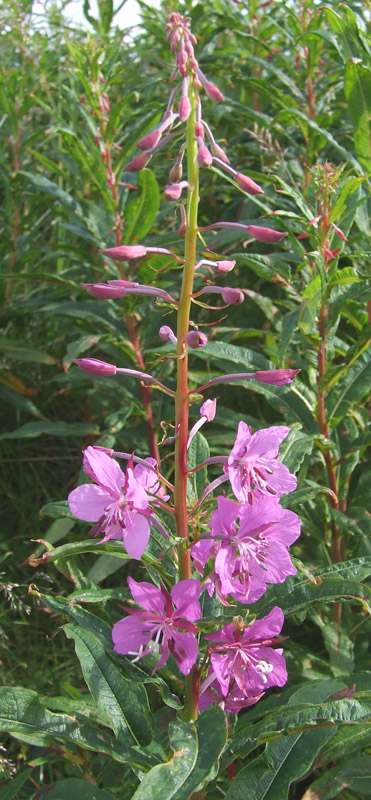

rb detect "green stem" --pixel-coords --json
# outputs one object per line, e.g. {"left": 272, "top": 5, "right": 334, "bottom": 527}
{"left": 174, "top": 82, "right": 199, "bottom": 722}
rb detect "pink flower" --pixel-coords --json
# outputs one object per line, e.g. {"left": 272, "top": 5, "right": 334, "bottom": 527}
{"left": 136, "top": 130, "right": 162, "bottom": 151}
{"left": 125, "top": 153, "right": 151, "bottom": 172}
{"left": 247, "top": 225, "right": 287, "bottom": 243}
{"left": 68, "top": 447, "right": 154, "bottom": 559}
{"left": 102, "top": 245, "right": 147, "bottom": 260}
{"left": 224, "top": 422, "right": 297, "bottom": 503}
{"left": 204, "top": 607, "right": 287, "bottom": 698}
{"left": 191, "top": 495, "right": 300, "bottom": 603}
{"left": 112, "top": 577, "right": 201, "bottom": 675}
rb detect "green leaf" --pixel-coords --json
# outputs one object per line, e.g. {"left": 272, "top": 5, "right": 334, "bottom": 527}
{"left": 194, "top": 341, "right": 271, "bottom": 371}
{"left": 31, "top": 778, "right": 115, "bottom": 800}
{"left": 0, "top": 687, "right": 143, "bottom": 764}
{"left": 187, "top": 431, "right": 210, "bottom": 502}
{"left": 327, "top": 350, "right": 371, "bottom": 425}
{"left": 19, "top": 171, "right": 82, "bottom": 211}
{"left": 0, "top": 338, "right": 56, "bottom": 365}
{"left": 40, "top": 500, "right": 75, "bottom": 519}
{"left": 64, "top": 624, "right": 153, "bottom": 745}
{"left": 226, "top": 728, "right": 334, "bottom": 800}
{"left": 122, "top": 169, "right": 160, "bottom": 244}
{"left": 0, "top": 421, "right": 100, "bottom": 440}
{"left": 278, "top": 427, "right": 315, "bottom": 474}
{"left": 248, "top": 565, "right": 371, "bottom": 617}
{"left": 131, "top": 719, "right": 198, "bottom": 799}
{"left": 169, "top": 707, "right": 227, "bottom": 799}
{"left": 298, "top": 274, "right": 323, "bottom": 335}
{"left": 232, "top": 252, "right": 291, "bottom": 282}
{"left": 344, "top": 59, "right": 371, "bottom": 172}
{"left": 308, "top": 755, "right": 371, "bottom": 799}
{"left": 2, "top": 769, "right": 33, "bottom": 800}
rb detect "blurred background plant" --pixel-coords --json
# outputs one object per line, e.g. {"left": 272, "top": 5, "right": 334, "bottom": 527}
{"left": 1, "top": 0, "right": 371, "bottom": 797}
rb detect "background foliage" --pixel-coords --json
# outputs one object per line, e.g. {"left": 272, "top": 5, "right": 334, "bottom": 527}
{"left": 1, "top": 0, "right": 371, "bottom": 797}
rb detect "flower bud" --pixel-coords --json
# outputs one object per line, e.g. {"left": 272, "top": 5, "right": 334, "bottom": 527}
{"left": 102, "top": 245, "right": 147, "bottom": 260}
{"left": 169, "top": 163, "right": 183, "bottom": 183}
{"left": 255, "top": 369, "right": 300, "bottom": 385}
{"left": 211, "top": 142, "right": 229, "bottom": 163}
{"left": 164, "top": 181, "right": 188, "bottom": 200}
{"left": 197, "top": 142, "right": 213, "bottom": 168}
{"left": 200, "top": 398, "right": 216, "bottom": 421}
{"left": 179, "top": 95, "right": 191, "bottom": 122}
{"left": 82, "top": 281, "right": 134, "bottom": 299}
{"left": 236, "top": 173, "right": 264, "bottom": 195}
{"left": 203, "top": 80, "right": 224, "bottom": 102}
{"left": 186, "top": 330, "right": 208, "bottom": 348}
{"left": 159, "top": 325, "right": 177, "bottom": 345}
{"left": 136, "top": 129, "right": 161, "bottom": 151}
{"left": 125, "top": 152, "right": 151, "bottom": 172}
{"left": 247, "top": 225, "right": 287, "bottom": 243}
{"left": 215, "top": 260, "right": 236, "bottom": 272}
{"left": 74, "top": 358, "right": 117, "bottom": 376}
{"left": 221, "top": 288, "right": 244, "bottom": 304}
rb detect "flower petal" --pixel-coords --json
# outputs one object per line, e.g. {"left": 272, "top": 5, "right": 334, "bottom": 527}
{"left": 83, "top": 447, "right": 124, "bottom": 496}
{"left": 171, "top": 630, "right": 199, "bottom": 675}
{"left": 68, "top": 484, "right": 112, "bottom": 522}
{"left": 171, "top": 579, "right": 201, "bottom": 621}
{"left": 127, "top": 577, "right": 166, "bottom": 615}
{"left": 122, "top": 511, "right": 150, "bottom": 560}
{"left": 112, "top": 615, "right": 156, "bottom": 655}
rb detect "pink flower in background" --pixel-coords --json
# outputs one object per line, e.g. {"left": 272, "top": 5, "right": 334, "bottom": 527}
{"left": 112, "top": 577, "right": 201, "bottom": 675}
{"left": 224, "top": 422, "right": 297, "bottom": 503}
{"left": 68, "top": 447, "right": 155, "bottom": 559}
{"left": 204, "top": 607, "right": 287, "bottom": 698}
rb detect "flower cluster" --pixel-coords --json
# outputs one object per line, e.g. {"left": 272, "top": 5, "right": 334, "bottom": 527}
{"left": 64, "top": 12, "right": 301, "bottom": 718}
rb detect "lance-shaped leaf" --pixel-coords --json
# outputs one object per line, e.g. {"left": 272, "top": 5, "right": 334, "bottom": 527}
{"left": 31, "top": 778, "right": 115, "bottom": 800}
{"left": 131, "top": 719, "right": 198, "bottom": 799}
{"left": 64, "top": 624, "right": 153, "bottom": 745}
{"left": 122, "top": 169, "right": 160, "bottom": 244}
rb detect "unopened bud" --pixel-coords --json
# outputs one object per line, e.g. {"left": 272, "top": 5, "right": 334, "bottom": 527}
{"left": 179, "top": 95, "right": 191, "bottom": 122}
{"left": 215, "top": 260, "right": 236, "bottom": 272}
{"left": 203, "top": 80, "right": 224, "bottom": 102}
{"left": 236, "top": 173, "right": 264, "bottom": 195}
{"left": 187, "top": 330, "right": 208, "bottom": 348}
{"left": 255, "top": 369, "right": 300, "bottom": 385}
{"left": 82, "top": 281, "right": 134, "bottom": 299}
{"left": 159, "top": 325, "right": 177, "bottom": 345}
{"left": 125, "top": 152, "right": 151, "bottom": 172}
{"left": 200, "top": 398, "right": 216, "bottom": 421}
{"left": 136, "top": 129, "right": 161, "bottom": 151}
{"left": 211, "top": 142, "right": 229, "bottom": 163}
{"left": 197, "top": 142, "right": 213, "bottom": 168}
{"left": 222, "top": 287, "right": 244, "bottom": 304}
{"left": 247, "top": 225, "right": 287, "bottom": 243}
{"left": 169, "top": 163, "right": 183, "bottom": 183}
{"left": 164, "top": 180, "right": 188, "bottom": 200}
{"left": 75, "top": 358, "right": 117, "bottom": 376}
{"left": 102, "top": 245, "right": 147, "bottom": 260}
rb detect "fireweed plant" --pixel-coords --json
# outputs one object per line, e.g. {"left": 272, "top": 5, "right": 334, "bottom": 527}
{"left": 68, "top": 13, "right": 301, "bottom": 725}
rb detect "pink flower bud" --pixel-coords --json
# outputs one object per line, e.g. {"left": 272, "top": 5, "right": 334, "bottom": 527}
{"left": 211, "top": 143, "right": 229, "bottom": 163}
{"left": 200, "top": 398, "right": 216, "bottom": 421}
{"left": 236, "top": 173, "right": 264, "bottom": 195}
{"left": 197, "top": 142, "right": 213, "bottom": 168}
{"left": 255, "top": 369, "right": 300, "bottom": 385}
{"left": 74, "top": 358, "right": 117, "bottom": 376}
{"left": 136, "top": 129, "right": 161, "bottom": 151}
{"left": 169, "top": 163, "right": 183, "bottom": 183}
{"left": 186, "top": 330, "right": 208, "bottom": 348}
{"left": 179, "top": 96, "right": 191, "bottom": 121}
{"left": 331, "top": 223, "right": 347, "bottom": 241}
{"left": 125, "top": 152, "right": 151, "bottom": 172}
{"left": 102, "top": 245, "right": 147, "bottom": 260}
{"left": 195, "top": 121, "right": 204, "bottom": 138}
{"left": 203, "top": 80, "right": 224, "bottom": 102}
{"left": 159, "top": 325, "right": 177, "bottom": 345}
{"left": 164, "top": 180, "right": 188, "bottom": 200}
{"left": 221, "top": 288, "right": 244, "bottom": 304}
{"left": 247, "top": 225, "right": 287, "bottom": 243}
{"left": 215, "top": 260, "right": 236, "bottom": 272}
{"left": 82, "top": 281, "right": 134, "bottom": 299}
